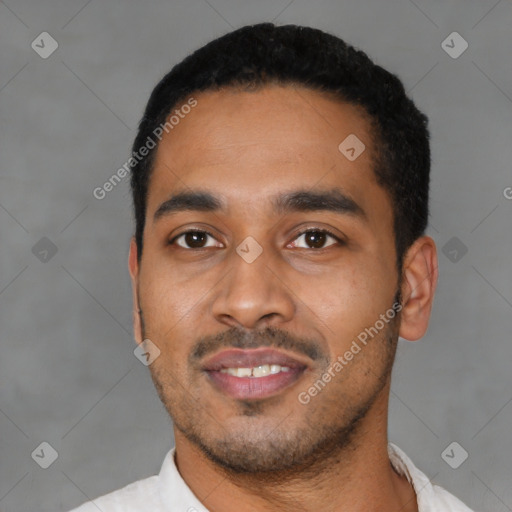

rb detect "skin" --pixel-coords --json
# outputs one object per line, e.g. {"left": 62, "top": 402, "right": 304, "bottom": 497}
{"left": 128, "top": 85, "right": 438, "bottom": 512}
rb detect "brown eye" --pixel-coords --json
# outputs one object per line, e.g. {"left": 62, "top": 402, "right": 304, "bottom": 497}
{"left": 291, "top": 229, "right": 340, "bottom": 249}
{"left": 171, "top": 230, "right": 219, "bottom": 249}
{"left": 305, "top": 231, "right": 327, "bottom": 249}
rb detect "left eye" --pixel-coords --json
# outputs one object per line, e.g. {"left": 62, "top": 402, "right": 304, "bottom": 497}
{"left": 290, "top": 230, "right": 340, "bottom": 249}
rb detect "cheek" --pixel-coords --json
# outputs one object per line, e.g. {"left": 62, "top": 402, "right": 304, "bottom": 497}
{"left": 310, "top": 282, "right": 373, "bottom": 347}
{"left": 300, "top": 259, "right": 395, "bottom": 349}
{"left": 137, "top": 280, "right": 192, "bottom": 366}
{"left": 138, "top": 261, "right": 220, "bottom": 366}
{"left": 140, "top": 256, "right": 204, "bottom": 321}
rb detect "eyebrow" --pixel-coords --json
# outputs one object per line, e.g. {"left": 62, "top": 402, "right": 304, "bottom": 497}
{"left": 153, "top": 188, "right": 366, "bottom": 223}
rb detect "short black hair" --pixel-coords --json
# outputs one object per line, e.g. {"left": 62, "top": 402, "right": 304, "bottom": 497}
{"left": 130, "top": 22, "right": 430, "bottom": 268}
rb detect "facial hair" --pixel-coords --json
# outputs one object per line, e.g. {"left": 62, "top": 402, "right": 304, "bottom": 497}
{"left": 139, "top": 290, "right": 401, "bottom": 481}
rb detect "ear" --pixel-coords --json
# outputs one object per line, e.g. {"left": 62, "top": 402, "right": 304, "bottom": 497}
{"left": 398, "top": 235, "right": 438, "bottom": 341}
{"left": 128, "top": 236, "right": 143, "bottom": 345}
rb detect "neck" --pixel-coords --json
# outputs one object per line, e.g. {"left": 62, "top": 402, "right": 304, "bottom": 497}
{"left": 173, "top": 384, "right": 417, "bottom": 512}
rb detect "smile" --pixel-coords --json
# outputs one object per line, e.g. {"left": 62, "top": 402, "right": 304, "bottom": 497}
{"left": 219, "top": 364, "right": 291, "bottom": 378}
{"left": 202, "top": 348, "right": 309, "bottom": 400}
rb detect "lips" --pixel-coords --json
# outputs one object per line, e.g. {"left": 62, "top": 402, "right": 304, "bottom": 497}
{"left": 202, "top": 348, "right": 309, "bottom": 371}
{"left": 202, "top": 348, "right": 309, "bottom": 400}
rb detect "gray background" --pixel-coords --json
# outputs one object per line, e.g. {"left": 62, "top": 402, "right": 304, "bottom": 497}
{"left": 0, "top": 0, "right": 511, "bottom": 510}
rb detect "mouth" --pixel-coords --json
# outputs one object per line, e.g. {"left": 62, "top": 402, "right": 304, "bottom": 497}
{"left": 202, "top": 348, "right": 310, "bottom": 400}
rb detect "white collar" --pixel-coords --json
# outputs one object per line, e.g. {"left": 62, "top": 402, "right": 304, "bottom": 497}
{"left": 156, "top": 443, "right": 472, "bottom": 511}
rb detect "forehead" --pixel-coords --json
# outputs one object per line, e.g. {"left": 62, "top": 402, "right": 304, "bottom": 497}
{"left": 147, "top": 85, "right": 386, "bottom": 220}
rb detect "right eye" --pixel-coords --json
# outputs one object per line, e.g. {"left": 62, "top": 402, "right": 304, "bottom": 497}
{"left": 169, "top": 230, "right": 223, "bottom": 250}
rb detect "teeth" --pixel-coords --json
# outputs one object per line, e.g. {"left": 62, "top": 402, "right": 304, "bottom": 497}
{"left": 219, "top": 364, "right": 291, "bottom": 377}
{"left": 252, "top": 364, "right": 270, "bottom": 377}
{"left": 270, "top": 364, "right": 282, "bottom": 374}
{"left": 236, "top": 367, "right": 252, "bottom": 377}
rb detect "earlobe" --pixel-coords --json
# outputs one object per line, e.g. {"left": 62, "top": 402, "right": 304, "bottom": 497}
{"left": 128, "top": 237, "right": 143, "bottom": 345}
{"left": 398, "top": 236, "right": 438, "bottom": 342}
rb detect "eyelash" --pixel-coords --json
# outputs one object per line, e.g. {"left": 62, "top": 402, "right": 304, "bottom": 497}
{"left": 168, "top": 228, "right": 344, "bottom": 250}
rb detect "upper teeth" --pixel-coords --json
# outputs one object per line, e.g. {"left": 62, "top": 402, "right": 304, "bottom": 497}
{"left": 220, "top": 364, "right": 291, "bottom": 378}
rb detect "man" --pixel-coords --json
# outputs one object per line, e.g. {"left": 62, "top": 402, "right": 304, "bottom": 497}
{"left": 71, "top": 23, "right": 474, "bottom": 511}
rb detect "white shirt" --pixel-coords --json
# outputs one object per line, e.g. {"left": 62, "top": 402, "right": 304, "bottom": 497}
{"left": 69, "top": 443, "right": 474, "bottom": 511}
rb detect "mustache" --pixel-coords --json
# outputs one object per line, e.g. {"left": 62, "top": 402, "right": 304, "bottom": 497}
{"left": 189, "top": 326, "right": 327, "bottom": 365}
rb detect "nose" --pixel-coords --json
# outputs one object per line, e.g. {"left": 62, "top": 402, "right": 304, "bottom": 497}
{"left": 211, "top": 244, "right": 296, "bottom": 330}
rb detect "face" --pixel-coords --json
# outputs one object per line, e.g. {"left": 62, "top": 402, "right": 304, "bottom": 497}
{"left": 130, "top": 85, "right": 403, "bottom": 475}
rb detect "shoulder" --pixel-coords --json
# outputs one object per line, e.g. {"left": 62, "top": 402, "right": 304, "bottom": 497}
{"left": 388, "top": 443, "right": 475, "bottom": 512}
